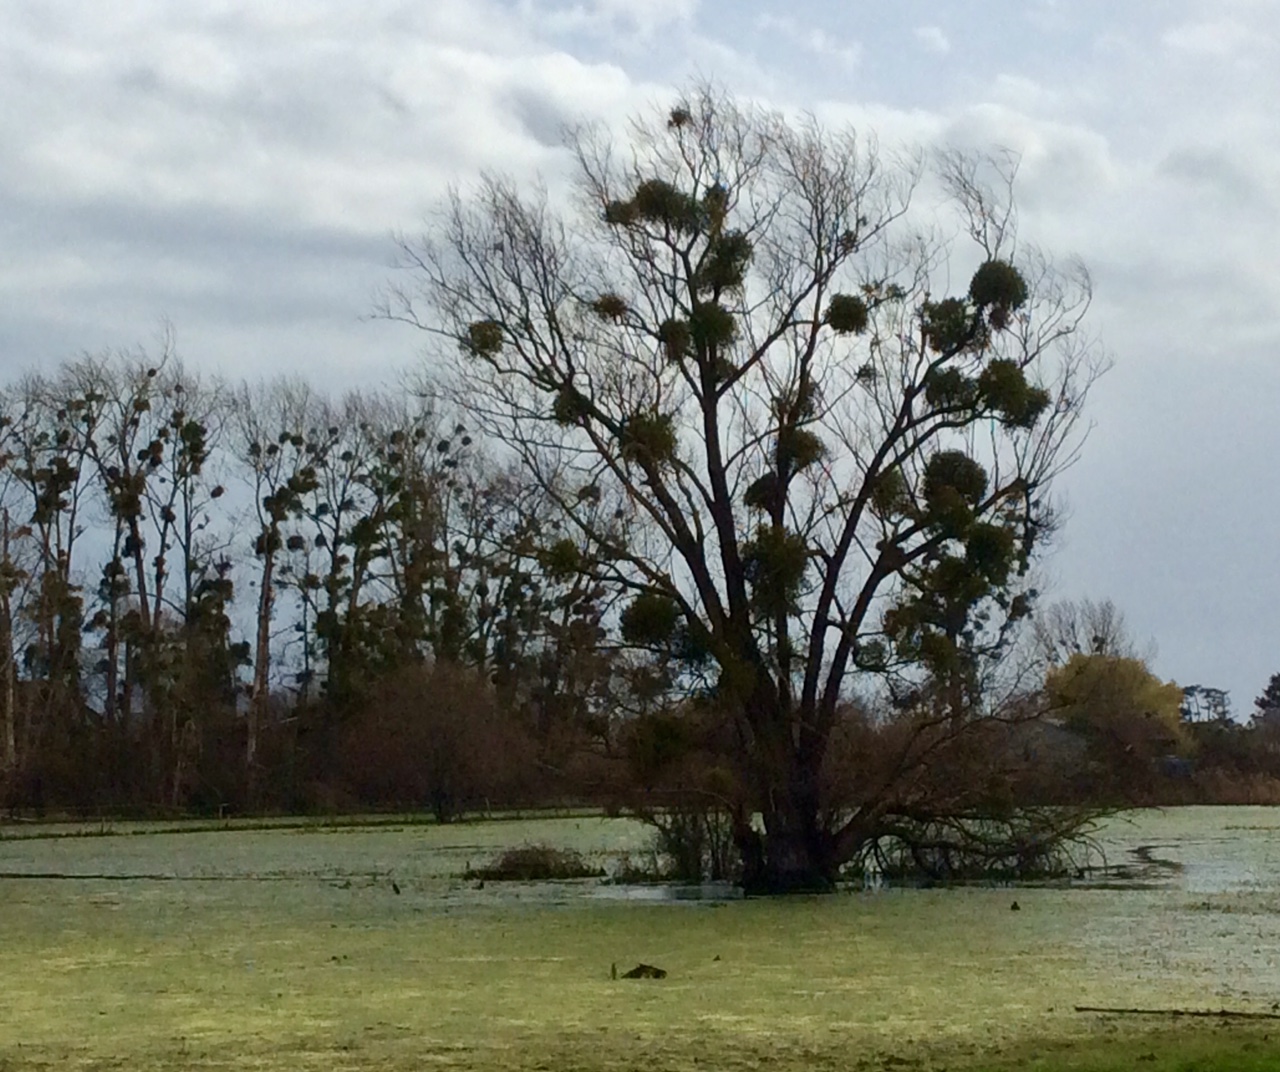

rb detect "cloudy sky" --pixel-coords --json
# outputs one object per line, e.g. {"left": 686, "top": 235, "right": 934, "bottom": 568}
{"left": 2, "top": 0, "right": 1278, "bottom": 709}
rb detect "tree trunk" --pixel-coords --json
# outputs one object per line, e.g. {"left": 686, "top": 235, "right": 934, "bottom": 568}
{"left": 754, "top": 795, "right": 837, "bottom": 894}
{"left": 127, "top": 517, "right": 151, "bottom": 635}
{"left": 249, "top": 549, "right": 275, "bottom": 781}
{"left": 102, "top": 621, "right": 119, "bottom": 725}
{"left": 121, "top": 635, "right": 135, "bottom": 732}
{"left": 740, "top": 693, "right": 839, "bottom": 895}
{"left": 0, "top": 512, "right": 15, "bottom": 779}
{"left": 0, "top": 638, "right": 13, "bottom": 778}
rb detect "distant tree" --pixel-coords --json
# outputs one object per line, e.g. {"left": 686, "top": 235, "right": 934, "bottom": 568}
{"left": 1180, "top": 684, "right": 1232, "bottom": 724}
{"left": 0, "top": 511, "right": 21, "bottom": 782}
{"left": 1046, "top": 653, "right": 1187, "bottom": 799}
{"left": 70, "top": 353, "right": 241, "bottom": 804}
{"left": 386, "top": 85, "right": 1105, "bottom": 891}
{"left": 0, "top": 409, "right": 35, "bottom": 788}
{"left": 1247, "top": 673, "right": 1280, "bottom": 772}
{"left": 1254, "top": 673, "right": 1280, "bottom": 723}
{"left": 1034, "top": 596, "right": 1141, "bottom": 668}
{"left": 3, "top": 372, "right": 96, "bottom": 804}
{"left": 231, "top": 379, "right": 320, "bottom": 784}
{"left": 339, "top": 660, "right": 534, "bottom": 822}
{"left": 310, "top": 398, "right": 456, "bottom": 709}
{"left": 271, "top": 394, "right": 381, "bottom": 712}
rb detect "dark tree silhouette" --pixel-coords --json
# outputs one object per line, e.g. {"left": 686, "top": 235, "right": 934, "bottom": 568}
{"left": 384, "top": 85, "right": 1106, "bottom": 892}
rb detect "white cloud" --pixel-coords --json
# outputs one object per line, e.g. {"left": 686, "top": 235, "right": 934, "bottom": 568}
{"left": 986, "top": 74, "right": 1066, "bottom": 113}
{"left": 755, "top": 15, "right": 861, "bottom": 68}
{"left": 914, "top": 25, "right": 950, "bottom": 55}
{"left": 810, "top": 99, "right": 945, "bottom": 150}
{"left": 4, "top": 2, "right": 667, "bottom": 223}
{"left": 522, "top": 0, "right": 697, "bottom": 40}
{"left": 595, "top": 0, "right": 696, "bottom": 30}
{"left": 1162, "top": 19, "right": 1262, "bottom": 56}
{"left": 0, "top": 0, "right": 673, "bottom": 385}
{"left": 941, "top": 104, "right": 1118, "bottom": 214}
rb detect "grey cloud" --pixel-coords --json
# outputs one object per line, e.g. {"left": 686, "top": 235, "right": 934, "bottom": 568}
{"left": 509, "top": 89, "right": 573, "bottom": 149}
{"left": 1159, "top": 147, "right": 1267, "bottom": 206}
{"left": 6, "top": 191, "right": 383, "bottom": 265}
{"left": 939, "top": 104, "right": 1116, "bottom": 215}
{"left": 0, "top": 189, "right": 393, "bottom": 384}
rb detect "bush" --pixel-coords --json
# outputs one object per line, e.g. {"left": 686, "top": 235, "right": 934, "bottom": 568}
{"left": 648, "top": 804, "right": 738, "bottom": 883}
{"left": 337, "top": 661, "right": 538, "bottom": 821}
{"left": 469, "top": 844, "right": 604, "bottom": 881}
{"left": 605, "top": 808, "right": 739, "bottom": 885}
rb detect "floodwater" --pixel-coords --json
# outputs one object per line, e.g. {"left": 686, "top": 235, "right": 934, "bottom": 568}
{"left": 2, "top": 806, "right": 1278, "bottom": 899}
{"left": 1088, "top": 807, "right": 1280, "bottom": 893}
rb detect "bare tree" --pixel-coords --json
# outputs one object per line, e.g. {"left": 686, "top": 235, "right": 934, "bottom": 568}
{"left": 4, "top": 374, "right": 98, "bottom": 737}
{"left": 384, "top": 86, "right": 1106, "bottom": 891}
{"left": 1033, "top": 596, "right": 1146, "bottom": 668}
{"left": 0, "top": 511, "right": 18, "bottom": 779}
{"left": 231, "top": 378, "right": 318, "bottom": 780}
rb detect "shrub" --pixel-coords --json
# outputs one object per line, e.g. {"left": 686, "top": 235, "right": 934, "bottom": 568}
{"left": 850, "top": 811, "right": 1100, "bottom": 886}
{"left": 469, "top": 844, "right": 604, "bottom": 881}
{"left": 649, "top": 804, "right": 738, "bottom": 883}
{"left": 338, "top": 661, "right": 537, "bottom": 821}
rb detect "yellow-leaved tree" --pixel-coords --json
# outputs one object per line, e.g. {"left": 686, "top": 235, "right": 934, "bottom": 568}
{"left": 1045, "top": 653, "right": 1187, "bottom": 799}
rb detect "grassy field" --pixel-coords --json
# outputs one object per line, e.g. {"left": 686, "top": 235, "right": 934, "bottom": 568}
{"left": 2, "top": 809, "right": 1280, "bottom": 1070}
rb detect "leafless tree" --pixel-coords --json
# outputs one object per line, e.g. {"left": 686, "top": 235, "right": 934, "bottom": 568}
{"left": 230, "top": 378, "right": 318, "bottom": 780}
{"left": 383, "top": 85, "right": 1107, "bottom": 891}
{"left": 1033, "top": 596, "right": 1148, "bottom": 669}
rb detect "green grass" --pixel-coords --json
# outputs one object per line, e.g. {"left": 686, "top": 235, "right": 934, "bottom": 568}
{"left": 975, "top": 1026, "right": 1280, "bottom": 1070}
{"left": 2, "top": 809, "right": 1280, "bottom": 1070}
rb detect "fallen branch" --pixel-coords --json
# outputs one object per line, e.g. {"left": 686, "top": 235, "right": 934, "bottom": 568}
{"left": 1075, "top": 1005, "right": 1280, "bottom": 1021}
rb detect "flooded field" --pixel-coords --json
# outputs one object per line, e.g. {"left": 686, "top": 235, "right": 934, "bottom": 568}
{"left": 1092, "top": 807, "right": 1280, "bottom": 893}
{"left": 2, "top": 807, "right": 1279, "bottom": 1070}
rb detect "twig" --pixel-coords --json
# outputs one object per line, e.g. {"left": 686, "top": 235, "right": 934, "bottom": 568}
{"left": 1074, "top": 1005, "right": 1280, "bottom": 1021}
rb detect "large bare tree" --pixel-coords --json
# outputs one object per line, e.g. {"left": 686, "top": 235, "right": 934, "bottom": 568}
{"left": 385, "top": 86, "right": 1105, "bottom": 892}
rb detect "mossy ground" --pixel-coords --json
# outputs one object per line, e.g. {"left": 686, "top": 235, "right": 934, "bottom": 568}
{"left": 2, "top": 809, "right": 1279, "bottom": 1070}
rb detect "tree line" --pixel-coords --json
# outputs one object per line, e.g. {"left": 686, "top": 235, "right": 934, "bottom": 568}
{"left": 0, "top": 349, "right": 632, "bottom": 819}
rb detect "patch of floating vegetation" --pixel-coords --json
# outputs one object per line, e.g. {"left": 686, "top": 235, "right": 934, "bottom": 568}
{"left": 467, "top": 844, "right": 605, "bottom": 882}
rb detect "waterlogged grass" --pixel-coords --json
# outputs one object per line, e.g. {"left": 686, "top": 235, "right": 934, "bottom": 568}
{"left": 2, "top": 809, "right": 1280, "bottom": 1070}
{"left": 0, "top": 813, "right": 651, "bottom": 888}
